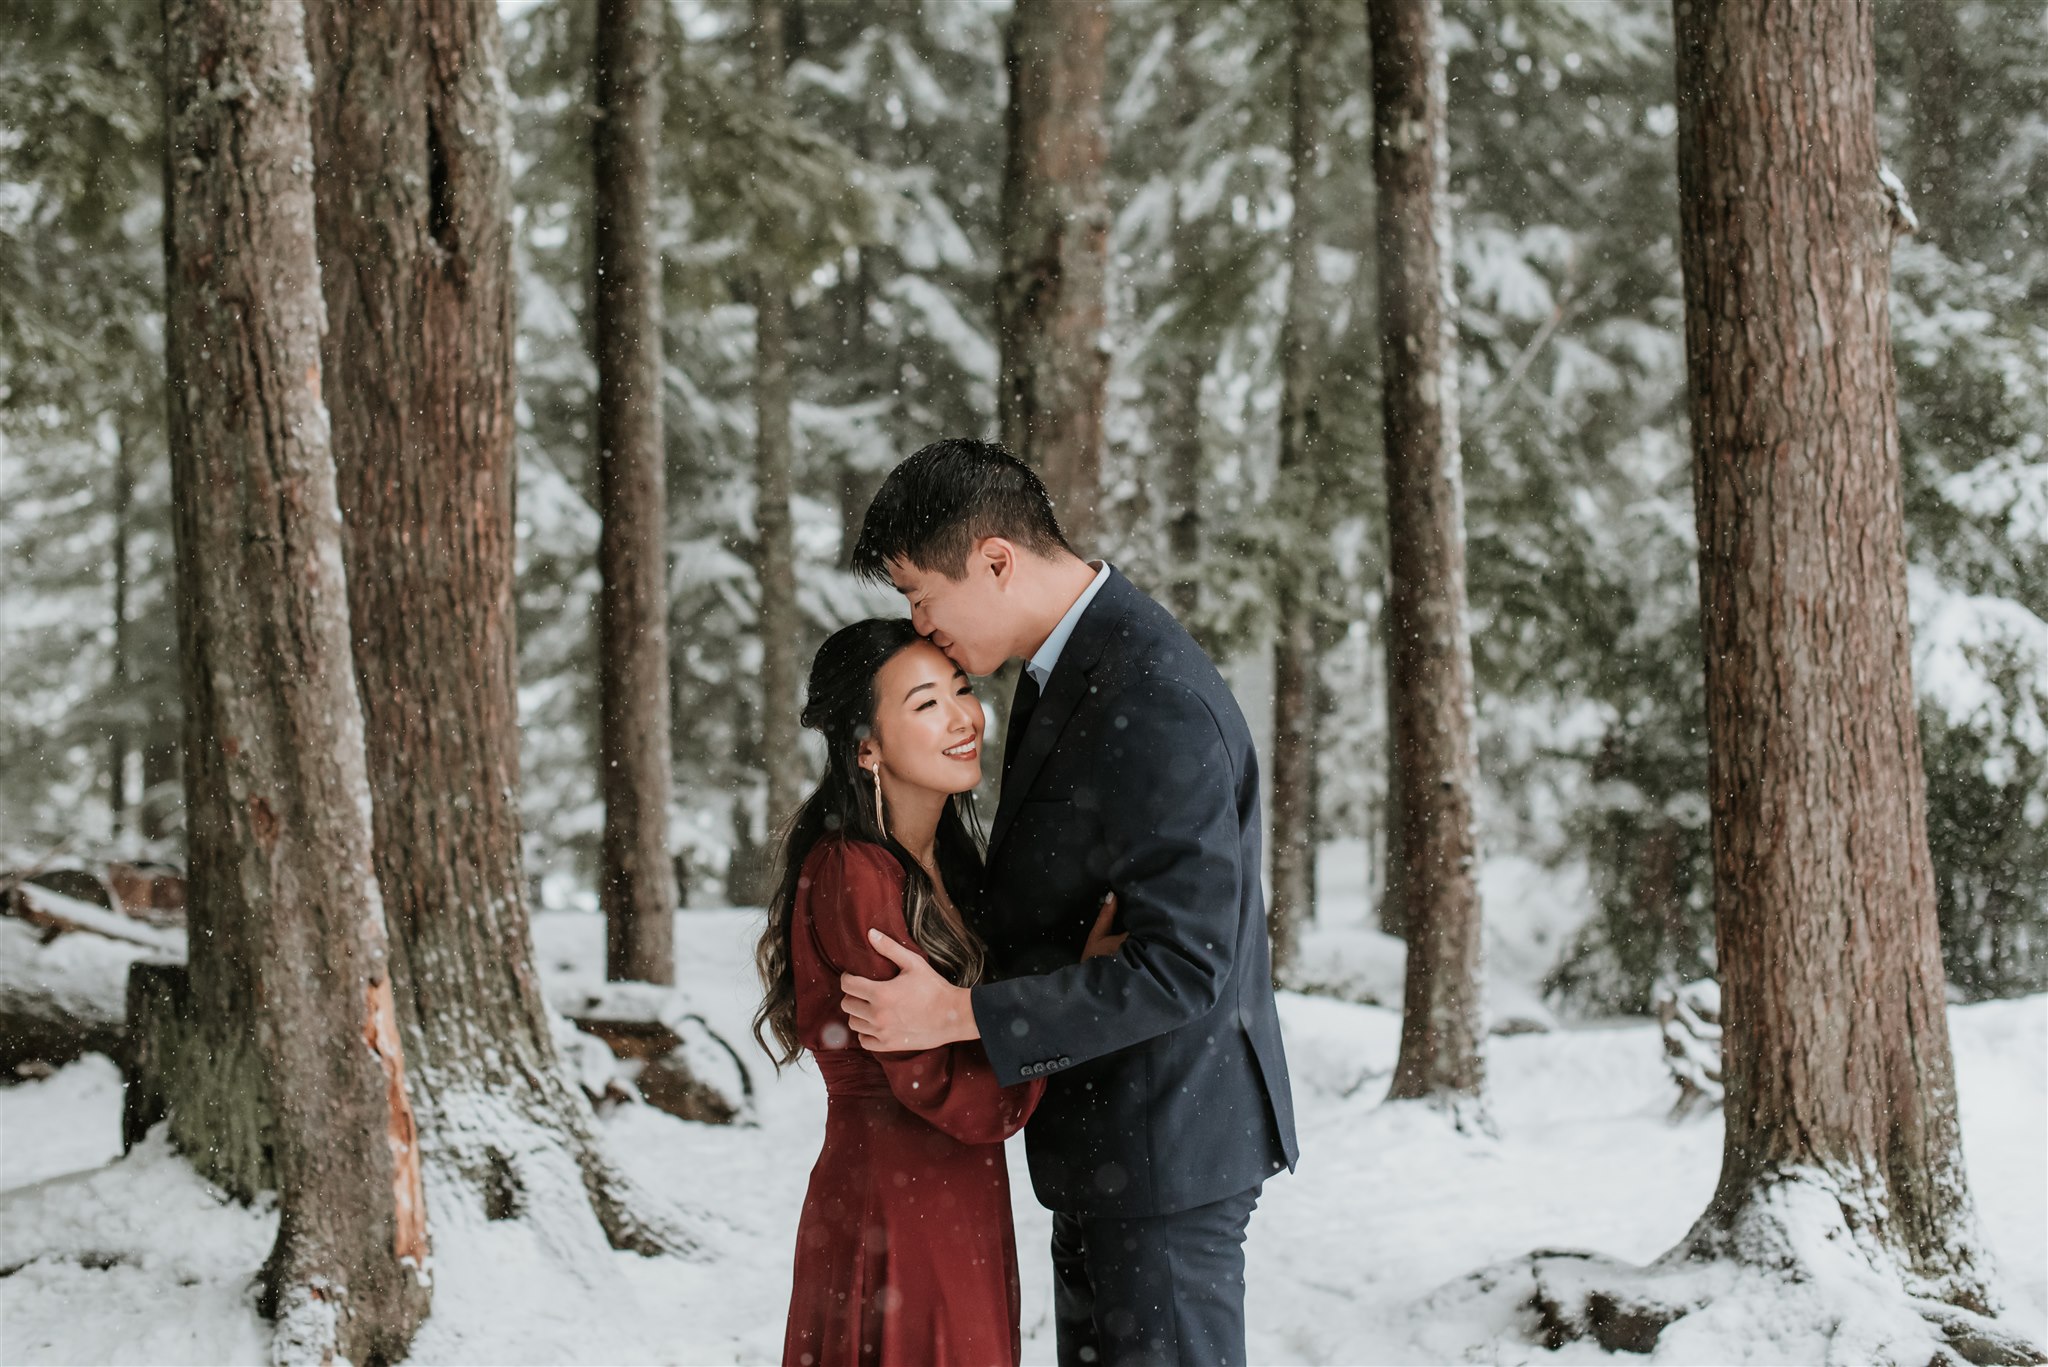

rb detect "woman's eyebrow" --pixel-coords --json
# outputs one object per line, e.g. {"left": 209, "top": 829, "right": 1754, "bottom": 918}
{"left": 903, "top": 669, "right": 966, "bottom": 701}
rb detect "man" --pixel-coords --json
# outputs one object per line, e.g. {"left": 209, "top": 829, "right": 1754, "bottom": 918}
{"left": 840, "top": 438, "right": 1298, "bottom": 1367}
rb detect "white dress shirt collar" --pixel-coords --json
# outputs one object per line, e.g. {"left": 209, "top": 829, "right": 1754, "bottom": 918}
{"left": 1024, "top": 560, "right": 1112, "bottom": 690}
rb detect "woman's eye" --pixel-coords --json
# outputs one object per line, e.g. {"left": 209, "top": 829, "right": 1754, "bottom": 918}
{"left": 917, "top": 700, "right": 936, "bottom": 711}
{"left": 956, "top": 685, "right": 973, "bottom": 697}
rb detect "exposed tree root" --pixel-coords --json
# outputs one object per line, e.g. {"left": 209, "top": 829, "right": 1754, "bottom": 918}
{"left": 406, "top": 1063, "right": 713, "bottom": 1266}
{"left": 1409, "top": 1173, "right": 2044, "bottom": 1366}
{"left": 1499, "top": 1174, "right": 2047, "bottom": 1367}
{"left": 573, "top": 1126, "right": 709, "bottom": 1260}
{"left": 1911, "top": 1299, "right": 2048, "bottom": 1367}
{"left": 1515, "top": 1245, "right": 2044, "bottom": 1366}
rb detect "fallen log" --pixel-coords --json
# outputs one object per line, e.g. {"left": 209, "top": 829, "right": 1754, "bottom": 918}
{"left": 0, "top": 884, "right": 184, "bottom": 1074}
{"left": 3, "top": 881, "right": 186, "bottom": 954}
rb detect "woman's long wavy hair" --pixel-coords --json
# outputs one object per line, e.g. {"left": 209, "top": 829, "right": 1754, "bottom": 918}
{"left": 752, "top": 618, "right": 989, "bottom": 1069}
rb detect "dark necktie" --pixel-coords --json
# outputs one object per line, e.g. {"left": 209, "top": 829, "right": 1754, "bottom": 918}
{"left": 1004, "top": 667, "right": 1041, "bottom": 771}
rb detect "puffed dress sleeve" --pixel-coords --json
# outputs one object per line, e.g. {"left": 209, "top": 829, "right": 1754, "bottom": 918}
{"left": 802, "top": 839, "right": 1043, "bottom": 1145}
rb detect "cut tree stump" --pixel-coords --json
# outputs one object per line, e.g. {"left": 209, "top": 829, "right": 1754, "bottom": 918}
{"left": 122, "top": 960, "right": 272, "bottom": 1202}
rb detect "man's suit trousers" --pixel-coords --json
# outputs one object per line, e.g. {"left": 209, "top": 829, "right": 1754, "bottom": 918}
{"left": 1050, "top": 1183, "right": 1261, "bottom": 1367}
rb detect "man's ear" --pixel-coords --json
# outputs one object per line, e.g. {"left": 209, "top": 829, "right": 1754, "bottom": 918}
{"left": 978, "top": 536, "right": 1017, "bottom": 587}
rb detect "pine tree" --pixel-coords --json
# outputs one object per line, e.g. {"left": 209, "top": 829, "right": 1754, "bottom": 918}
{"left": 1672, "top": 0, "right": 1990, "bottom": 1313}
{"left": 1268, "top": 0, "right": 1330, "bottom": 976}
{"left": 747, "top": 0, "right": 806, "bottom": 887}
{"left": 1373, "top": 0, "right": 1488, "bottom": 1117}
{"left": 160, "top": 0, "right": 428, "bottom": 1354}
{"left": 592, "top": 0, "right": 680, "bottom": 982}
{"left": 996, "top": 0, "right": 1110, "bottom": 547}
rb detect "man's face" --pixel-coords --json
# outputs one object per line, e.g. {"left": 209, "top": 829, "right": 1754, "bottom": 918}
{"left": 886, "top": 543, "right": 1016, "bottom": 677}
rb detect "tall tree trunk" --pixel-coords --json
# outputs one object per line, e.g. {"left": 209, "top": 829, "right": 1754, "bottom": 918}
{"left": 107, "top": 410, "right": 135, "bottom": 839}
{"left": 593, "top": 0, "right": 678, "bottom": 983}
{"left": 161, "top": 0, "right": 429, "bottom": 1354}
{"left": 996, "top": 0, "right": 1109, "bottom": 548}
{"left": 1359, "top": 594, "right": 1385, "bottom": 912}
{"left": 1269, "top": 0, "right": 1326, "bottom": 977}
{"left": 1160, "top": 333, "right": 1204, "bottom": 628}
{"left": 1160, "top": 11, "right": 1207, "bottom": 633}
{"left": 752, "top": 0, "right": 805, "bottom": 859}
{"left": 1904, "top": 0, "right": 1962, "bottom": 255}
{"left": 1372, "top": 0, "right": 1487, "bottom": 1114}
{"left": 1161, "top": 343, "right": 1203, "bottom": 629}
{"left": 1672, "top": 0, "right": 1990, "bottom": 1310}
{"left": 306, "top": 0, "right": 689, "bottom": 1256}
{"left": 830, "top": 134, "right": 880, "bottom": 561}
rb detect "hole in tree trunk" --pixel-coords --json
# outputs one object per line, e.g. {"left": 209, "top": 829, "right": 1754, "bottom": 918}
{"left": 426, "top": 113, "right": 454, "bottom": 252}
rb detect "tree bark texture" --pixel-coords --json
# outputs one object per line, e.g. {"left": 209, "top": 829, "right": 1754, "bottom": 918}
{"left": 594, "top": 0, "right": 679, "bottom": 984}
{"left": 1672, "top": 0, "right": 1989, "bottom": 1310}
{"left": 305, "top": 0, "right": 687, "bottom": 1256}
{"left": 161, "top": 0, "right": 429, "bottom": 1352}
{"left": 830, "top": 238, "right": 882, "bottom": 561}
{"left": 996, "top": 0, "right": 1109, "bottom": 549}
{"left": 1371, "top": 0, "right": 1487, "bottom": 1111}
{"left": 752, "top": 0, "right": 806, "bottom": 854}
{"left": 1269, "top": 0, "right": 1327, "bottom": 977}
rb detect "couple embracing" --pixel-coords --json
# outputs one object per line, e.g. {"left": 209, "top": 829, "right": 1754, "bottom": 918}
{"left": 753, "top": 439, "right": 1299, "bottom": 1367}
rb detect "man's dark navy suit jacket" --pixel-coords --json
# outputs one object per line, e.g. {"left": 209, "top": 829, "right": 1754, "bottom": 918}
{"left": 969, "top": 566, "right": 1300, "bottom": 1218}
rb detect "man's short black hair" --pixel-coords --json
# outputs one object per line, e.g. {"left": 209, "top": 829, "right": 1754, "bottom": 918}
{"left": 850, "top": 438, "right": 1075, "bottom": 582}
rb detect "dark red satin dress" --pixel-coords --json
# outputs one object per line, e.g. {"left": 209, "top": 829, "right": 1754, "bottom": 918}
{"left": 782, "top": 837, "right": 1044, "bottom": 1367}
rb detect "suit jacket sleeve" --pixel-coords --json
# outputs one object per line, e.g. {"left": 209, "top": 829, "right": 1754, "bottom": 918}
{"left": 809, "top": 840, "right": 1043, "bottom": 1144}
{"left": 971, "top": 679, "right": 1247, "bottom": 1087}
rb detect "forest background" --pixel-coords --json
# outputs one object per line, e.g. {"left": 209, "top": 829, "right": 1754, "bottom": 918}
{"left": 5, "top": 0, "right": 2042, "bottom": 1011}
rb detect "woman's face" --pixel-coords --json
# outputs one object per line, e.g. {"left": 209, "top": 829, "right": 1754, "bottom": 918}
{"left": 862, "top": 640, "right": 984, "bottom": 795}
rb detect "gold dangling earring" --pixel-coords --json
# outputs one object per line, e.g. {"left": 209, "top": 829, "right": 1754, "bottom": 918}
{"left": 871, "top": 764, "right": 886, "bottom": 836}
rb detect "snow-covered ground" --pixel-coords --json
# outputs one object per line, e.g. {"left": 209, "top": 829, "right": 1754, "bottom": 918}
{"left": 3, "top": 884, "right": 2043, "bottom": 1364}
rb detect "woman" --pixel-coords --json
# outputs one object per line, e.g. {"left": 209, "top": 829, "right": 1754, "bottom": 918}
{"left": 755, "top": 619, "right": 1116, "bottom": 1367}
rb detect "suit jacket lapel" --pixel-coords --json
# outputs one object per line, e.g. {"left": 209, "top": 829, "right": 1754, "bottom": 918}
{"left": 987, "top": 569, "right": 1136, "bottom": 859}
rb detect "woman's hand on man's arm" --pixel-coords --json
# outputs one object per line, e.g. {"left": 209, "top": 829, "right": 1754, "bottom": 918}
{"left": 1081, "top": 892, "right": 1125, "bottom": 960}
